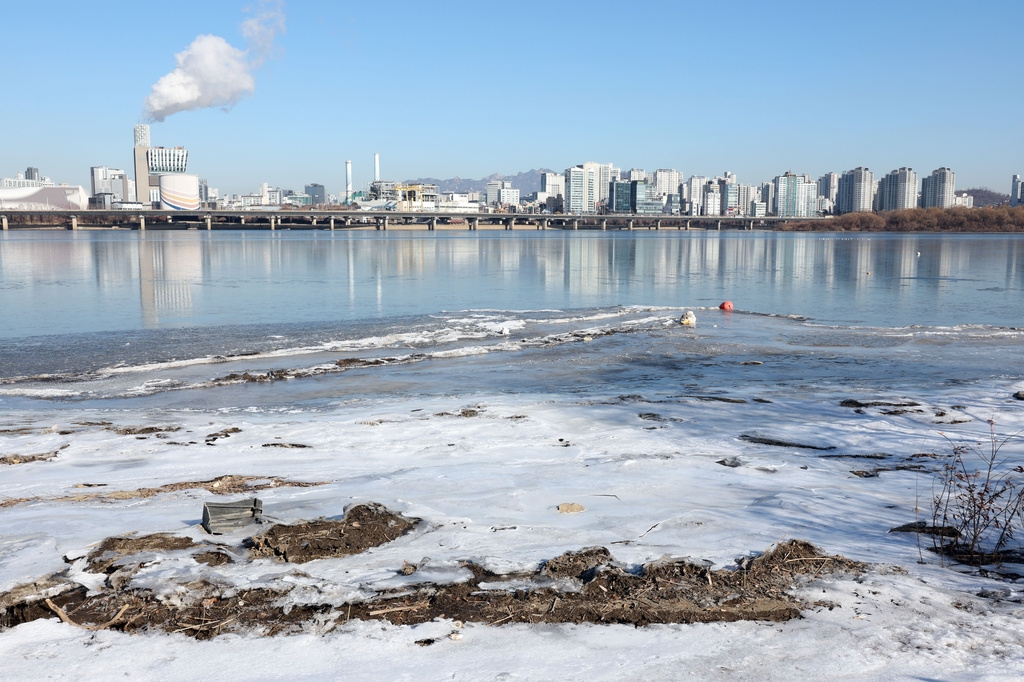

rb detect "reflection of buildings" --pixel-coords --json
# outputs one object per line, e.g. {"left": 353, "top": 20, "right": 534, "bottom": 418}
{"left": 138, "top": 236, "right": 202, "bottom": 327}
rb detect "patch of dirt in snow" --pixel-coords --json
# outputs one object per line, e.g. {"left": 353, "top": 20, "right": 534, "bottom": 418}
{"left": 0, "top": 474, "right": 328, "bottom": 508}
{"left": 1, "top": 521, "right": 866, "bottom": 638}
{"left": 248, "top": 503, "right": 418, "bottom": 563}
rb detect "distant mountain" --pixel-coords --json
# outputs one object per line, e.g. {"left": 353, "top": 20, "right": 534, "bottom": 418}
{"left": 403, "top": 169, "right": 556, "bottom": 196}
{"left": 961, "top": 188, "right": 1009, "bottom": 207}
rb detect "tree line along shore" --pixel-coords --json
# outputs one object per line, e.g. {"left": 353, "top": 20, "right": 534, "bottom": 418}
{"left": 784, "top": 206, "right": 1024, "bottom": 232}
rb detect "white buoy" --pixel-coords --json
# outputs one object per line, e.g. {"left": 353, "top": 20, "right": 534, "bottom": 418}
{"left": 680, "top": 310, "right": 697, "bottom": 326}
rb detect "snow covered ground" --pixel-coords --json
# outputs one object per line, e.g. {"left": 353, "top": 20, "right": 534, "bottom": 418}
{"left": 2, "top": 327, "right": 1024, "bottom": 680}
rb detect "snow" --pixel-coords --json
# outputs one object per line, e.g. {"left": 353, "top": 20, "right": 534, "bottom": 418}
{"left": 2, "top": 308, "right": 1024, "bottom": 679}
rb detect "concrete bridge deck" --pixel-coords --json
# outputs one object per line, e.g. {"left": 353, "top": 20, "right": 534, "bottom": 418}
{"left": 0, "top": 210, "right": 820, "bottom": 232}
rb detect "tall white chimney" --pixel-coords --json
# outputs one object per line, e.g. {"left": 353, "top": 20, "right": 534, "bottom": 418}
{"left": 345, "top": 160, "right": 352, "bottom": 203}
{"left": 373, "top": 153, "right": 380, "bottom": 182}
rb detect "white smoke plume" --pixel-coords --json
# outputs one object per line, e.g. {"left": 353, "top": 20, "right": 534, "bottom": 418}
{"left": 143, "top": 1, "right": 285, "bottom": 122}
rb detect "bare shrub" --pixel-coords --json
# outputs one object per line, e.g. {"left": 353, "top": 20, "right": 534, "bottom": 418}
{"left": 931, "top": 421, "right": 1024, "bottom": 565}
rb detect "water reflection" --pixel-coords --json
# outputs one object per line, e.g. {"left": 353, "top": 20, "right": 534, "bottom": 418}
{"left": 1, "top": 231, "right": 1023, "bottom": 338}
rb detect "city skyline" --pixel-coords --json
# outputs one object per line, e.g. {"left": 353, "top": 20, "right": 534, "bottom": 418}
{"left": 2, "top": 1, "right": 1021, "bottom": 194}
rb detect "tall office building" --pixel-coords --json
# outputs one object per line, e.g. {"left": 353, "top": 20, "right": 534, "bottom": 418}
{"left": 817, "top": 172, "right": 839, "bottom": 204}
{"left": 1012, "top": 175, "right": 1023, "bottom": 207}
{"left": 627, "top": 168, "right": 647, "bottom": 182}
{"left": 877, "top": 167, "right": 918, "bottom": 211}
{"left": 609, "top": 181, "right": 632, "bottom": 213}
{"left": 305, "top": 183, "right": 326, "bottom": 205}
{"left": 564, "top": 165, "right": 596, "bottom": 214}
{"left": 773, "top": 172, "right": 818, "bottom": 218}
{"left": 541, "top": 172, "right": 565, "bottom": 198}
{"left": 920, "top": 167, "right": 955, "bottom": 208}
{"left": 24, "top": 167, "right": 40, "bottom": 181}
{"left": 837, "top": 167, "right": 875, "bottom": 214}
{"left": 485, "top": 181, "right": 503, "bottom": 207}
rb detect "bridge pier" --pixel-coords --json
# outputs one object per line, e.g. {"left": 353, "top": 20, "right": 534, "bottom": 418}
{"left": 507, "top": 218, "right": 515, "bottom": 231}
{"left": 749, "top": 220, "right": 754, "bottom": 230}
{"left": 572, "top": 219, "right": 579, "bottom": 231}
{"left": 344, "top": 217, "right": 351, "bottom": 227}
{"left": 601, "top": 219, "right": 607, "bottom": 231}
{"left": 240, "top": 216, "right": 245, "bottom": 226}
{"left": 685, "top": 220, "right": 690, "bottom": 230}
{"left": 139, "top": 216, "right": 145, "bottom": 231}
{"left": 541, "top": 219, "right": 548, "bottom": 230}
{"left": 269, "top": 216, "right": 274, "bottom": 230}
{"left": 71, "top": 215, "right": 78, "bottom": 231}
{"left": 470, "top": 218, "right": 478, "bottom": 231}
{"left": 312, "top": 216, "right": 317, "bottom": 226}
{"left": 656, "top": 220, "right": 661, "bottom": 230}
{"left": 1, "top": 216, "right": 7, "bottom": 231}
{"left": 627, "top": 219, "right": 633, "bottom": 231}
{"left": 330, "top": 217, "right": 335, "bottom": 230}
{"left": 717, "top": 220, "right": 722, "bottom": 230}
{"left": 382, "top": 217, "right": 388, "bottom": 231}
{"left": 429, "top": 218, "right": 437, "bottom": 231}
{"left": 206, "top": 215, "right": 212, "bottom": 231}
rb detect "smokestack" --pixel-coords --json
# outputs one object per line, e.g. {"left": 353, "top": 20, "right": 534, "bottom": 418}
{"left": 374, "top": 153, "right": 380, "bottom": 182}
{"left": 345, "top": 160, "right": 352, "bottom": 203}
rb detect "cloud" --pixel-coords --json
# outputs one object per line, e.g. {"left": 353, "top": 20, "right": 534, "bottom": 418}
{"left": 143, "top": 1, "right": 285, "bottom": 122}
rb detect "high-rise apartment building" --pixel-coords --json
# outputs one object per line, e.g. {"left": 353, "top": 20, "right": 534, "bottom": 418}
{"left": 684, "top": 176, "right": 707, "bottom": 215}
{"left": 737, "top": 184, "right": 759, "bottom": 216}
{"left": 1012, "top": 175, "right": 1023, "bottom": 207}
{"left": 627, "top": 168, "right": 647, "bottom": 182}
{"left": 773, "top": 172, "right": 818, "bottom": 218}
{"left": 817, "top": 172, "right": 839, "bottom": 204}
{"left": 877, "top": 167, "right": 918, "bottom": 211}
{"left": 837, "top": 167, "right": 875, "bottom": 214}
{"left": 920, "top": 167, "right": 955, "bottom": 208}
{"left": 761, "top": 182, "right": 775, "bottom": 215}
{"left": 304, "top": 183, "right": 326, "bottom": 205}
{"left": 703, "top": 183, "right": 722, "bottom": 216}
{"left": 583, "top": 162, "right": 616, "bottom": 205}
{"left": 651, "top": 169, "right": 682, "bottom": 198}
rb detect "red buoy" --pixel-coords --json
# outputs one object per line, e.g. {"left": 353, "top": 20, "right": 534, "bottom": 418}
{"left": 719, "top": 301, "right": 734, "bottom": 311}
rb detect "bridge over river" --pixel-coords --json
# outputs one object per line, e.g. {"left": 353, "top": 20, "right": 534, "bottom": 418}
{"left": 0, "top": 210, "right": 823, "bottom": 232}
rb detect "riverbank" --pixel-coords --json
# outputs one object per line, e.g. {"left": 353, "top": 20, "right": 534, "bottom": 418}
{"left": 785, "top": 205, "right": 1024, "bottom": 232}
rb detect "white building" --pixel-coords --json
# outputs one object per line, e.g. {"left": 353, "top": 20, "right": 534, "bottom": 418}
{"left": 817, "top": 172, "right": 839, "bottom": 205}
{"left": 837, "top": 167, "right": 875, "bottom": 214}
{"left": 499, "top": 186, "right": 520, "bottom": 206}
{"left": 540, "top": 172, "right": 564, "bottom": 198}
{"left": 148, "top": 147, "right": 189, "bottom": 174}
{"left": 651, "top": 169, "right": 682, "bottom": 198}
{"left": 1, "top": 170, "right": 56, "bottom": 188}
{"left": 702, "top": 183, "right": 722, "bottom": 216}
{"left": 564, "top": 166, "right": 597, "bottom": 214}
{"left": 683, "top": 175, "right": 707, "bottom": 215}
{"left": 952, "top": 192, "right": 974, "bottom": 208}
{"left": 583, "top": 162, "right": 616, "bottom": 205}
{"left": 90, "top": 167, "right": 135, "bottom": 203}
{"left": 774, "top": 172, "right": 818, "bottom": 218}
{"left": 627, "top": 168, "right": 647, "bottom": 182}
{"left": 920, "top": 167, "right": 955, "bottom": 209}
{"left": 1012, "top": 175, "right": 1023, "bottom": 207}
{"left": 877, "top": 167, "right": 918, "bottom": 211}
{"left": 736, "top": 184, "right": 760, "bottom": 216}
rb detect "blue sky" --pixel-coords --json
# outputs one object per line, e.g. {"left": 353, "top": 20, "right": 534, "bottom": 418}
{"left": 2, "top": 0, "right": 1021, "bottom": 196}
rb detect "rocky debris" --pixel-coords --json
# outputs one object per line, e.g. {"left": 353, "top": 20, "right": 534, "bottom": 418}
{"left": 261, "top": 443, "right": 312, "bottom": 449}
{"left": 0, "top": 532, "right": 863, "bottom": 637}
{"left": 556, "top": 503, "right": 585, "bottom": 514}
{"left": 840, "top": 399, "right": 920, "bottom": 409}
{"left": 248, "top": 503, "right": 418, "bottom": 564}
{"left": 202, "top": 498, "right": 263, "bottom": 535}
{"left": 738, "top": 434, "right": 835, "bottom": 450}
{"left": 111, "top": 425, "right": 181, "bottom": 436}
{"left": 716, "top": 457, "right": 743, "bottom": 468}
{"left": 0, "top": 446, "right": 65, "bottom": 466}
{"left": 1014, "top": 391, "right": 1024, "bottom": 401}
{"left": 541, "top": 547, "right": 612, "bottom": 579}
{"left": 84, "top": 534, "right": 196, "bottom": 573}
{"left": 205, "top": 427, "right": 242, "bottom": 444}
{"left": 889, "top": 521, "right": 960, "bottom": 538}
{"left": 686, "top": 395, "right": 747, "bottom": 404}
{"left": 434, "top": 409, "right": 480, "bottom": 418}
